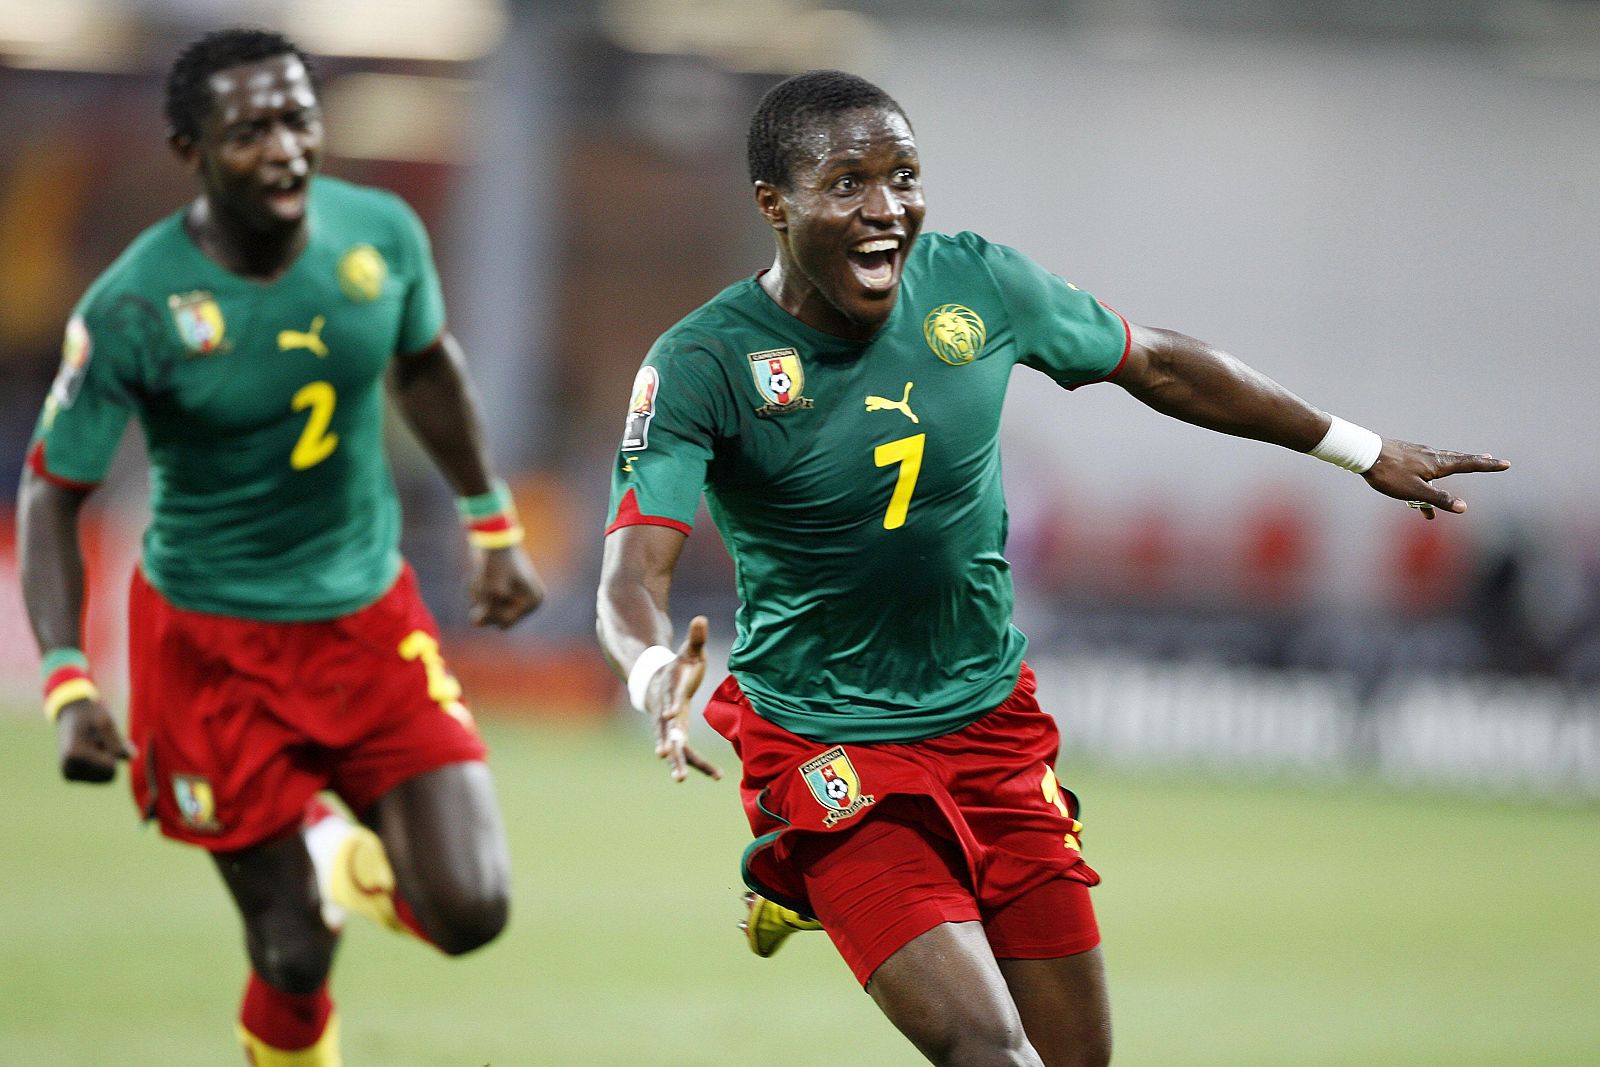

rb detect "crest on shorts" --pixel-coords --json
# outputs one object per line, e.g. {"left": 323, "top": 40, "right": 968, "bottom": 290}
{"left": 168, "top": 291, "right": 226, "bottom": 355}
{"left": 800, "top": 746, "right": 876, "bottom": 827}
{"left": 748, "top": 348, "right": 814, "bottom": 417}
{"left": 338, "top": 244, "right": 387, "bottom": 303}
{"left": 923, "top": 304, "right": 986, "bottom": 365}
{"left": 172, "top": 774, "right": 223, "bottom": 833}
{"left": 622, "top": 365, "right": 659, "bottom": 451}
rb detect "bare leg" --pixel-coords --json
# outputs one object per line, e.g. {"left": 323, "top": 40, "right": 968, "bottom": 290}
{"left": 213, "top": 833, "right": 337, "bottom": 993}
{"left": 363, "top": 761, "right": 510, "bottom": 955}
{"left": 866, "top": 920, "right": 1044, "bottom": 1067}
{"left": 997, "top": 948, "right": 1113, "bottom": 1067}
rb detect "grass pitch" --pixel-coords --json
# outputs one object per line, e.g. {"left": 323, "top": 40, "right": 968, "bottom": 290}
{"left": 0, "top": 709, "right": 1595, "bottom": 1066}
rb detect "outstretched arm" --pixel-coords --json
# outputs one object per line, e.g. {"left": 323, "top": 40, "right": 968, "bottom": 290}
{"left": 16, "top": 469, "right": 131, "bottom": 782}
{"left": 1113, "top": 324, "right": 1510, "bottom": 515}
{"left": 597, "top": 524, "right": 720, "bottom": 782}
{"left": 389, "top": 331, "right": 545, "bottom": 626}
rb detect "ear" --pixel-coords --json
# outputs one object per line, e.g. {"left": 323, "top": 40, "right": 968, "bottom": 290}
{"left": 169, "top": 133, "right": 200, "bottom": 172}
{"left": 753, "top": 181, "right": 787, "bottom": 232}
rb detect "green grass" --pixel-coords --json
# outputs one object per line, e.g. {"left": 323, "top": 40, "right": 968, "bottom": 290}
{"left": 1, "top": 710, "right": 1595, "bottom": 1066}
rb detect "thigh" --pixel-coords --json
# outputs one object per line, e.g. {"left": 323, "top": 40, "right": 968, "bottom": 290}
{"left": 212, "top": 831, "right": 336, "bottom": 994}
{"left": 869, "top": 921, "right": 1042, "bottom": 1067}
{"left": 365, "top": 761, "right": 510, "bottom": 914}
{"left": 128, "top": 570, "right": 324, "bottom": 852}
{"left": 794, "top": 805, "right": 980, "bottom": 987}
{"left": 996, "top": 947, "right": 1112, "bottom": 1067}
{"left": 325, "top": 570, "right": 488, "bottom": 815}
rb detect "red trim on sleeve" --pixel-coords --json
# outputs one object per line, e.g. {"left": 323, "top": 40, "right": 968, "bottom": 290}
{"left": 604, "top": 487, "right": 692, "bottom": 537}
{"left": 26, "top": 440, "right": 99, "bottom": 491}
{"left": 1065, "top": 302, "right": 1132, "bottom": 391}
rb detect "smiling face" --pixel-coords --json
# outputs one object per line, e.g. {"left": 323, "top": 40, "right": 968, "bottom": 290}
{"left": 757, "top": 106, "right": 925, "bottom": 340}
{"left": 176, "top": 52, "right": 322, "bottom": 234}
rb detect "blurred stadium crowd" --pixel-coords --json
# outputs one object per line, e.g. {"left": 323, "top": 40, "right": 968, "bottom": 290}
{"left": 3, "top": 0, "right": 1599, "bottom": 786}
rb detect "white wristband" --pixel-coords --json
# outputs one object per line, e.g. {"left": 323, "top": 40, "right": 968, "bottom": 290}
{"left": 627, "top": 645, "right": 677, "bottom": 714}
{"left": 1308, "top": 415, "right": 1382, "bottom": 473}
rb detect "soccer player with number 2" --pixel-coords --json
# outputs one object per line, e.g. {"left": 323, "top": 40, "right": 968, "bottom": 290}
{"left": 17, "top": 29, "right": 543, "bottom": 1066}
{"left": 595, "top": 71, "right": 1508, "bottom": 1066}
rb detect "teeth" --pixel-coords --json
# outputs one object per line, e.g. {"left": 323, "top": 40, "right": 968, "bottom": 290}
{"left": 853, "top": 238, "right": 899, "bottom": 254}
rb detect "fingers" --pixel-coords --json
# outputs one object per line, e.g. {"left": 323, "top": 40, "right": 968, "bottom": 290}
{"left": 1439, "top": 452, "right": 1511, "bottom": 475}
{"left": 654, "top": 713, "right": 721, "bottom": 782}
{"left": 468, "top": 579, "right": 544, "bottom": 629}
{"left": 682, "top": 744, "right": 723, "bottom": 780}
{"left": 681, "top": 615, "right": 709, "bottom": 661}
{"left": 655, "top": 719, "right": 691, "bottom": 782}
{"left": 57, "top": 703, "right": 129, "bottom": 784}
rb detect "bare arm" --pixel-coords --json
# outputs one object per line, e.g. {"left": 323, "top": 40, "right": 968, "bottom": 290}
{"left": 389, "top": 331, "right": 544, "bottom": 626}
{"left": 597, "top": 524, "right": 719, "bottom": 781}
{"left": 1114, "top": 323, "right": 1510, "bottom": 514}
{"left": 17, "top": 468, "right": 130, "bottom": 782}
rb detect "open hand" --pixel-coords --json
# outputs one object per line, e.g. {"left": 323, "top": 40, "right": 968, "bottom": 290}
{"left": 646, "top": 615, "right": 722, "bottom": 783}
{"left": 1364, "top": 440, "right": 1510, "bottom": 519}
{"left": 56, "top": 699, "right": 132, "bottom": 783}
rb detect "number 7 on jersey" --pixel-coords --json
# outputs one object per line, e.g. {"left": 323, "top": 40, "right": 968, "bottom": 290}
{"left": 873, "top": 433, "right": 925, "bottom": 530}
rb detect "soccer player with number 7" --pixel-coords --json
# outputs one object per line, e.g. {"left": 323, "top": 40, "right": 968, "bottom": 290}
{"left": 595, "top": 70, "right": 1509, "bottom": 1067}
{"left": 17, "top": 29, "right": 543, "bottom": 1066}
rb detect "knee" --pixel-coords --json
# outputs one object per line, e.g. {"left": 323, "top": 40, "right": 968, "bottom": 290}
{"left": 425, "top": 882, "right": 509, "bottom": 956}
{"left": 920, "top": 1016, "right": 1036, "bottom": 1067}
{"left": 250, "top": 922, "right": 336, "bottom": 994}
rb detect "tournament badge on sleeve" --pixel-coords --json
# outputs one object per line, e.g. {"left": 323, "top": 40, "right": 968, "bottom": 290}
{"left": 748, "top": 348, "right": 815, "bottom": 417}
{"left": 41, "top": 315, "right": 92, "bottom": 429}
{"left": 622, "top": 365, "right": 659, "bottom": 451}
{"left": 167, "top": 291, "right": 227, "bottom": 355}
{"left": 800, "top": 747, "right": 876, "bottom": 827}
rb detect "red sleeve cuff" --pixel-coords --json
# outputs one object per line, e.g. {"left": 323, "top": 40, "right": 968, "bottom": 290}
{"left": 26, "top": 440, "right": 99, "bottom": 491}
{"left": 604, "top": 487, "right": 692, "bottom": 537}
{"left": 1065, "top": 304, "right": 1132, "bottom": 391}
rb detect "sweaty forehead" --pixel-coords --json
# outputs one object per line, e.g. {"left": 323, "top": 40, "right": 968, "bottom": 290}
{"left": 207, "top": 55, "right": 315, "bottom": 124}
{"left": 790, "top": 108, "right": 916, "bottom": 174}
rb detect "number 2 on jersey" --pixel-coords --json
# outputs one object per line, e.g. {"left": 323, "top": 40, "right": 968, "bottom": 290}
{"left": 873, "top": 432, "right": 925, "bottom": 530}
{"left": 290, "top": 381, "right": 339, "bottom": 470}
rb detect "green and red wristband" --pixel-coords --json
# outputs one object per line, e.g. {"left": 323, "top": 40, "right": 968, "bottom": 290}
{"left": 456, "top": 479, "right": 524, "bottom": 550}
{"left": 41, "top": 647, "right": 99, "bottom": 722}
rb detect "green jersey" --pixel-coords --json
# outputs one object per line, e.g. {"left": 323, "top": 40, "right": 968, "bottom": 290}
{"left": 29, "top": 176, "right": 446, "bottom": 620}
{"left": 606, "top": 231, "right": 1128, "bottom": 742}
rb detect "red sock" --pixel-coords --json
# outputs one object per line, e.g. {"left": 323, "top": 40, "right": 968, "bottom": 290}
{"left": 392, "top": 893, "right": 436, "bottom": 946}
{"left": 239, "top": 972, "right": 333, "bottom": 1051}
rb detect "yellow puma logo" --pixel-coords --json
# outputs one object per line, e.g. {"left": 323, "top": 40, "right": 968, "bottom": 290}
{"left": 278, "top": 315, "right": 328, "bottom": 358}
{"left": 865, "top": 381, "right": 919, "bottom": 424}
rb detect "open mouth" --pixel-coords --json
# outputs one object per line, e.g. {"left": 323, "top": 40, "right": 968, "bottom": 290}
{"left": 847, "top": 236, "right": 902, "bottom": 292}
{"left": 263, "top": 173, "right": 309, "bottom": 218}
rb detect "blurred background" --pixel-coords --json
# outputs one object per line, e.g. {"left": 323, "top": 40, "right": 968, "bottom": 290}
{"left": 1, "top": 1, "right": 1597, "bottom": 1064}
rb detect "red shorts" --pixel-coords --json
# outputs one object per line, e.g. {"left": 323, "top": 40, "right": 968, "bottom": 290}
{"left": 127, "top": 563, "right": 486, "bottom": 852}
{"left": 705, "top": 663, "right": 1100, "bottom": 985}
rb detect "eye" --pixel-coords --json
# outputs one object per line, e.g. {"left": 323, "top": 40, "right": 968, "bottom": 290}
{"left": 832, "top": 174, "right": 859, "bottom": 194}
{"left": 224, "top": 123, "right": 264, "bottom": 146}
{"left": 893, "top": 168, "right": 919, "bottom": 186}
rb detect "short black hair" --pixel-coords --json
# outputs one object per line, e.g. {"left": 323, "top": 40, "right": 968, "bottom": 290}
{"left": 165, "top": 28, "right": 316, "bottom": 142}
{"left": 747, "top": 70, "right": 908, "bottom": 188}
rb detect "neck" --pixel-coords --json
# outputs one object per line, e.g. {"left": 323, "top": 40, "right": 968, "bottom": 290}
{"left": 186, "top": 196, "right": 307, "bottom": 281}
{"left": 759, "top": 255, "right": 881, "bottom": 342}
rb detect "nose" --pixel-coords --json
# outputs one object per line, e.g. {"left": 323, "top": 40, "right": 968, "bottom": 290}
{"left": 860, "top": 181, "right": 905, "bottom": 225}
{"left": 263, "top": 123, "right": 305, "bottom": 169}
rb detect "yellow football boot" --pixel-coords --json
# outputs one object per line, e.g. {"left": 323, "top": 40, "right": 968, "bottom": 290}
{"left": 741, "top": 892, "right": 822, "bottom": 957}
